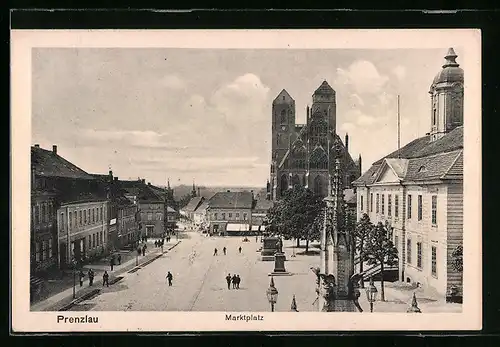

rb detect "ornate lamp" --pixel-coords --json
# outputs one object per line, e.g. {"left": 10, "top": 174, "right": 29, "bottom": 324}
{"left": 266, "top": 276, "right": 279, "bottom": 312}
{"left": 290, "top": 294, "right": 299, "bottom": 312}
{"left": 407, "top": 292, "right": 422, "bottom": 313}
{"left": 365, "top": 277, "right": 378, "bottom": 312}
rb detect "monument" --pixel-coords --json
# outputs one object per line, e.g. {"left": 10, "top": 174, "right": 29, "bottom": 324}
{"left": 269, "top": 236, "right": 291, "bottom": 276}
{"left": 314, "top": 157, "right": 363, "bottom": 312}
{"left": 261, "top": 236, "right": 282, "bottom": 261}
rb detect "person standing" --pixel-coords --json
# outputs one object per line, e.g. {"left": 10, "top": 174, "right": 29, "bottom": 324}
{"left": 78, "top": 270, "right": 85, "bottom": 287}
{"left": 142, "top": 244, "right": 147, "bottom": 256}
{"left": 236, "top": 275, "right": 241, "bottom": 289}
{"left": 88, "top": 269, "right": 95, "bottom": 287}
{"left": 225, "top": 273, "right": 231, "bottom": 289}
{"left": 118, "top": 254, "right": 122, "bottom": 265}
{"left": 110, "top": 256, "right": 115, "bottom": 271}
{"left": 232, "top": 274, "right": 237, "bottom": 289}
{"left": 102, "top": 270, "right": 109, "bottom": 287}
{"left": 166, "top": 271, "right": 173, "bottom": 286}
{"left": 223, "top": 247, "right": 227, "bottom": 255}
{"left": 214, "top": 248, "right": 218, "bottom": 256}
{"left": 238, "top": 246, "right": 242, "bottom": 254}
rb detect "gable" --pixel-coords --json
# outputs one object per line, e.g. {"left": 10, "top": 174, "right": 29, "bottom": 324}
{"left": 377, "top": 167, "right": 401, "bottom": 183}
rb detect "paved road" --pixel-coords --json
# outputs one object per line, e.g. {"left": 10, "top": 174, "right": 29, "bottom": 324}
{"left": 70, "top": 233, "right": 319, "bottom": 312}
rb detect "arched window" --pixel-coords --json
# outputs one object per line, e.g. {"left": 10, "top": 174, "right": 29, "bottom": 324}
{"left": 314, "top": 176, "right": 324, "bottom": 196}
{"left": 280, "top": 174, "right": 288, "bottom": 195}
{"left": 292, "top": 175, "right": 300, "bottom": 187}
{"left": 310, "top": 147, "right": 328, "bottom": 170}
{"left": 280, "top": 110, "right": 286, "bottom": 124}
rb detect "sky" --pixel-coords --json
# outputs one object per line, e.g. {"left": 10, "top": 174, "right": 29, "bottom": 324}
{"left": 31, "top": 47, "right": 461, "bottom": 187}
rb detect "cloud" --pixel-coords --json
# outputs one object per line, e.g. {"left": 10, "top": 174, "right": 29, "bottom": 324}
{"left": 339, "top": 122, "right": 356, "bottom": 133}
{"left": 336, "top": 60, "right": 389, "bottom": 94}
{"left": 392, "top": 65, "right": 407, "bottom": 81}
{"left": 378, "top": 91, "right": 395, "bottom": 106}
{"left": 348, "top": 93, "right": 364, "bottom": 107}
{"left": 160, "top": 74, "right": 186, "bottom": 90}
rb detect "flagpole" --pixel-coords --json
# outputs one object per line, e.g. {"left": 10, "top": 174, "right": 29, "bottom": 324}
{"left": 397, "top": 95, "right": 401, "bottom": 158}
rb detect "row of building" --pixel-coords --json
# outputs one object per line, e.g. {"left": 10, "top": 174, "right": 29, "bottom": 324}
{"left": 31, "top": 145, "right": 178, "bottom": 279}
{"left": 180, "top": 190, "right": 273, "bottom": 235}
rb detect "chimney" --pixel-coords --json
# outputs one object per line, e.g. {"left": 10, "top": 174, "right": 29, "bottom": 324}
{"left": 114, "top": 177, "right": 118, "bottom": 181}
{"left": 197, "top": 187, "right": 201, "bottom": 196}
{"left": 142, "top": 179, "right": 146, "bottom": 184}
{"left": 34, "top": 144, "right": 40, "bottom": 148}
{"left": 109, "top": 170, "right": 113, "bottom": 176}
{"left": 148, "top": 182, "right": 151, "bottom": 186}
{"left": 345, "top": 133, "right": 349, "bottom": 152}
{"left": 52, "top": 145, "right": 57, "bottom": 155}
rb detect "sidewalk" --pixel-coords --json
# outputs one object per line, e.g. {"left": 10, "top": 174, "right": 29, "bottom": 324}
{"left": 31, "top": 241, "right": 181, "bottom": 312}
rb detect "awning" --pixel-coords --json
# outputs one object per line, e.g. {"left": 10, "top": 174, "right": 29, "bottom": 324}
{"left": 226, "top": 223, "right": 250, "bottom": 232}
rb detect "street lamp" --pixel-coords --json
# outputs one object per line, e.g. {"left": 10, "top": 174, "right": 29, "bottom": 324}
{"left": 365, "top": 277, "right": 378, "bottom": 312}
{"left": 71, "top": 258, "right": 77, "bottom": 299}
{"left": 266, "top": 276, "right": 279, "bottom": 312}
{"left": 290, "top": 294, "right": 299, "bottom": 312}
{"left": 407, "top": 292, "right": 422, "bottom": 313}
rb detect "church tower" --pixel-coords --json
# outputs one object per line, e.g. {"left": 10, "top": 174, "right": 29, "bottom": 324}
{"left": 429, "top": 48, "right": 464, "bottom": 142}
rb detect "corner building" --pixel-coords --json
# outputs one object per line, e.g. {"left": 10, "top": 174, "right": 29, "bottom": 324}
{"left": 353, "top": 48, "right": 464, "bottom": 302}
{"left": 269, "top": 81, "right": 361, "bottom": 201}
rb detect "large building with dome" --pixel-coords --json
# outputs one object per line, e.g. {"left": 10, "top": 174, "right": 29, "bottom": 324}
{"left": 353, "top": 48, "right": 464, "bottom": 303}
{"left": 267, "top": 80, "right": 361, "bottom": 201}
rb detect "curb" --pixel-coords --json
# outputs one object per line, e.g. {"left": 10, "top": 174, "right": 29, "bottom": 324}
{"left": 127, "top": 241, "right": 181, "bottom": 273}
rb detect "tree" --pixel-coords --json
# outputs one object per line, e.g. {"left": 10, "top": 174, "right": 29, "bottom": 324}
{"left": 266, "top": 185, "right": 324, "bottom": 251}
{"left": 364, "top": 222, "right": 398, "bottom": 301}
{"left": 451, "top": 245, "right": 463, "bottom": 272}
{"left": 354, "top": 213, "right": 373, "bottom": 288}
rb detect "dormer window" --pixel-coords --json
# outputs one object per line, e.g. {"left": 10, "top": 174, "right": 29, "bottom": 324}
{"left": 418, "top": 166, "right": 427, "bottom": 173}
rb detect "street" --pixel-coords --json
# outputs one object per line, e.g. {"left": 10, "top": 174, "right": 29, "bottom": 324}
{"left": 69, "top": 232, "right": 320, "bottom": 312}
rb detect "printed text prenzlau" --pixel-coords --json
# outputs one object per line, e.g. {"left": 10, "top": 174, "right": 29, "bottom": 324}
{"left": 57, "top": 315, "right": 99, "bottom": 324}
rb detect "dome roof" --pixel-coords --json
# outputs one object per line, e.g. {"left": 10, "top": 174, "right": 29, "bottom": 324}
{"left": 314, "top": 80, "right": 335, "bottom": 95}
{"left": 431, "top": 48, "right": 464, "bottom": 88}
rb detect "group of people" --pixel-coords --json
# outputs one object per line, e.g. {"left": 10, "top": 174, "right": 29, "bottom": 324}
{"left": 78, "top": 268, "right": 110, "bottom": 288}
{"left": 109, "top": 253, "right": 122, "bottom": 271}
{"left": 225, "top": 273, "right": 242, "bottom": 289}
{"left": 214, "top": 246, "right": 242, "bottom": 256}
{"left": 137, "top": 243, "right": 148, "bottom": 257}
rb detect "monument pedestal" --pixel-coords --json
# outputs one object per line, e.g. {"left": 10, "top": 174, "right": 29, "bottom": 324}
{"left": 269, "top": 252, "right": 292, "bottom": 276}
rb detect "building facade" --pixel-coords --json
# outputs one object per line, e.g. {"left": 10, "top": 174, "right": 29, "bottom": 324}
{"left": 206, "top": 191, "right": 253, "bottom": 235}
{"left": 193, "top": 200, "right": 209, "bottom": 228}
{"left": 269, "top": 81, "right": 361, "bottom": 201}
{"left": 353, "top": 48, "right": 464, "bottom": 302}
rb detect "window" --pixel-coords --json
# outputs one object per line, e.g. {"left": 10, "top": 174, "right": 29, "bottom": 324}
{"left": 74, "top": 212, "right": 77, "bottom": 228}
{"left": 243, "top": 213, "right": 248, "bottom": 221}
{"left": 41, "top": 204, "right": 46, "bottom": 223}
{"left": 431, "top": 246, "right": 437, "bottom": 276}
{"left": 229, "top": 213, "right": 232, "bottom": 218}
{"left": 88, "top": 209, "right": 91, "bottom": 223}
{"left": 92, "top": 208, "right": 95, "bottom": 223}
{"left": 214, "top": 213, "right": 218, "bottom": 220}
{"left": 69, "top": 212, "right": 72, "bottom": 228}
{"left": 84, "top": 210, "right": 87, "bottom": 224}
{"left": 60, "top": 213, "right": 64, "bottom": 231}
{"left": 376, "top": 194, "right": 380, "bottom": 213}
{"left": 417, "top": 242, "right": 422, "bottom": 269}
{"left": 222, "top": 213, "right": 226, "bottom": 220}
{"left": 42, "top": 241, "right": 48, "bottom": 260}
{"left": 394, "top": 235, "right": 399, "bottom": 250}
{"left": 407, "top": 195, "right": 412, "bottom": 219}
{"left": 79, "top": 210, "right": 82, "bottom": 225}
{"left": 417, "top": 195, "right": 423, "bottom": 221}
{"left": 360, "top": 196, "right": 364, "bottom": 211}
{"left": 387, "top": 194, "right": 392, "bottom": 217}
{"left": 433, "top": 108, "right": 437, "bottom": 126}
{"left": 236, "top": 213, "right": 240, "bottom": 219}
{"left": 35, "top": 242, "right": 40, "bottom": 262}
{"left": 280, "top": 110, "right": 286, "bottom": 124}
{"left": 407, "top": 238, "right": 412, "bottom": 264}
{"left": 381, "top": 194, "right": 385, "bottom": 215}
{"left": 35, "top": 205, "right": 40, "bottom": 224}
{"left": 100, "top": 207, "right": 103, "bottom": 221}
{"left": 88, "top": 236, "right": 91, "bottom": 249}
{"left": 431, "top": 195, "right": 437, "bottom": 225}
{"left": 395, "top": 195, "right": 399, "bottom": 218}
{"left": 370, "top": 193, "right": 373, "bottom": 212}
{"left": 156, "top": 213, "right": 162, "bottom": 221}
{"left": 92, "top": 234, "right": 96, "bottom": 248}
{"left": 147, "top": 213, "right": 153, "bottom": 221}
{"left": 48, "top": 239, "right": 53, "bottom": 258}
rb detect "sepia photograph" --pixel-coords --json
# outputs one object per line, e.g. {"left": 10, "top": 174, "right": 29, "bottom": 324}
{"left": 11, "top": 29, "right": 481, "bottom": 331}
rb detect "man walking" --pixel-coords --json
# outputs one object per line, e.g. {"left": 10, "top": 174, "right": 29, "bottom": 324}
{"left": 225, "top": 273, "right": 231, "bottom": 289}
{"left": 238, "top": 246, "right": 242, "bottom": 254}
{"left": 118, "top": 254, "right": 122, "bottom": 265}
{"left": 78, "top": 270, "right": 85, "bottom": 287}
{"left": 214, "top": 248, "right": 218, "bottom": 256}
{"left": 236, "top": 275, "right": 241, "bottom": 289}
{"left": 232, "top": 274, "right": 237, "bottom": 289}
{"left": 110, "top": 255, "right": 115, "bottom": 271}
{"left": 166, "top": 271, "right": 173, "bottom": 286}
{"left": 88, "top": 268, "right": 95, "bottom": 287}
{"left": 102, "top": 270, "right": 109, "bottom": 287}
{"left": 223, "top": 247, "right": 227, "bottom": 255}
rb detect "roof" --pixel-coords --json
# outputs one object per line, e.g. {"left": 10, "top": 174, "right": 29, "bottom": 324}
{"left": 208, "top": 191, "right": 253, "bottom": 209}
{"left": 31, "top": 146, "right": 94, "bottom": 180}
{"left": 253, "top": 198, "right": 273, "bottom": 211}
{"left": 195, "top": 200, "right": 209, "bottom": 213}
{"left": 431, "top": 48, "right": 464, "bottom": 87}
{"left": 182, "top": 196, "right": 204, "bottom": 212}
{"left": 166, "top": 206, "right": 176, "bottom": 213}
{"left": 313, "top": 80, "right": 335, "bottom": 95}
{"left": 273, "top": 89, "right": 294, "bottom": 104}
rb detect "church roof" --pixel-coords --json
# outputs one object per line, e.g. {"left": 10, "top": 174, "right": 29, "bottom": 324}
{"left": 313, "top": 80, "right": 335, "bottom": 95}
{"left": 273, "top": 89, "right": 294, "bottom": 104}
{"left": 431, "top": 48, "right": 464, "bottom": 88}
{"left": 182, "top": 196, "right": 204, "bottom": 212}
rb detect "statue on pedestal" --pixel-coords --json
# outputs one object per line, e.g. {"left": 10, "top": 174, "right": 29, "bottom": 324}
{"left": 275, "top": 237, "right": 283, "bottom": 254}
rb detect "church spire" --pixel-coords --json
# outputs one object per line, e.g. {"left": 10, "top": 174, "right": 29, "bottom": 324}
{"left": 192, "top": 179, "right": 197, "bottom": 197}
{"left": 443, "top": 47, "right": 459, "bottom": 68}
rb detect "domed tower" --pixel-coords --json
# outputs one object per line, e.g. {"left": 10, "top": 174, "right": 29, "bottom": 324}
{"left": 429, "top": 48, "right": 464, "bottom": 142}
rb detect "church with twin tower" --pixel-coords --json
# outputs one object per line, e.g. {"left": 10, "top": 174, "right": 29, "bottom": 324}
{"left": 268, "top": 80, "right": 361, "bottom": 201}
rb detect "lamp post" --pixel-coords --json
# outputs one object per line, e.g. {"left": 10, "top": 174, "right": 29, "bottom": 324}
{"left": 407, "top": 292, "right": 422, "bottom": 313}
{"left": 365, "top": 277, "right": 378, "bottom": 313}
{"left": 71, "top": 258, "right": 77, "bottom": 299}
{"left": 290, "top": 294, "right": 299, "bottom": 312}
{"left": 266, "top": 276, "right": 279, "bottom": 312}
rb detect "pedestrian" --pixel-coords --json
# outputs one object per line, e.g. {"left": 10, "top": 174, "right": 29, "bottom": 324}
{"left": 214, "top": 248, "right": 218, "bottom": 256}
{"left": 223, "top": 247, "right": 226, "bottom": 255}
{"left": 236, "top": 275, "right": 241, "bottom": 289}
{"left": 154, "top": 240, "right": 158, "bottom": 248}
{"left": 256, "top": 236, "right": 258, "bottom": 242}
{"left": 225, "top": 273, "right": 231, "bottom": 289}
{"left": 142, "top": 244, "right": 147, "bottom": 256}
{"left": 238, "top": 246, "right": 242, "bottom": 254}
{"left": 103, "top": 270, "right": 109, "bottom": 287}
{"left": 78, "top": 270, "right": 85, "bottom": 287}
{"left": 118, "top": 254, "right": 121, "bottom": 265}
{"left": 88, "top": 269, "right": 95, "bottom": 287}
{"left": 110, "top": 256, "right": 115, "bottom": 271}
{"left": 166, "top": 271, "right": 173, "bottom": 286}
{"left": 232, "top": 274, "right": 237, "bottom": 289}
